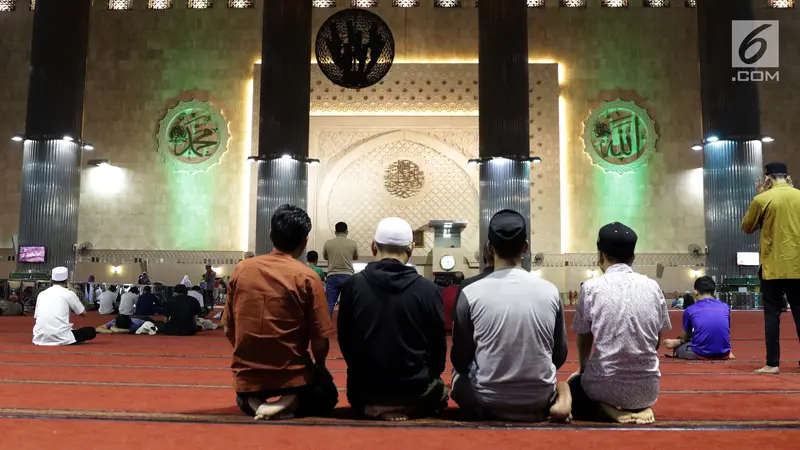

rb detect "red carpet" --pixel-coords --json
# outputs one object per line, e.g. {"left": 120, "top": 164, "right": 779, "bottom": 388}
{"left": 0, "top": 310, "right": 799, "bottom": 449}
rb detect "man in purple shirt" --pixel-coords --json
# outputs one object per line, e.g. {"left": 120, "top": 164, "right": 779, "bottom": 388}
{"left": 664, "top": 276, "right": 732, "bottom": 360}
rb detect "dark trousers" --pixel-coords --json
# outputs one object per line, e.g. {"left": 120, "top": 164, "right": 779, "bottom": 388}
{"left": 203, "top": 290, "right": 214, "bottom": 309}
{"left": 236, "top": 366, "right": 338, "bottom": 418}
{"left": 325, "top": 274, "right": 350, "bottom": 317}
{"left": 761, "top": 278, "right": 800, "bottom": 367}
{"left": 348, "top": 377, "right": 448, "bottom": 419}
{"left": 673, "top": 343, "right": 699, "bottom": 360}
{"left": 71, "top": 327, "right": 97, "bottom": 344}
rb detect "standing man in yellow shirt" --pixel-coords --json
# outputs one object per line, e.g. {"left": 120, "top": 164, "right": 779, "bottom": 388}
{"left": 741, "top": 162, "right": 800, "bottom": 374}
{"left": 323, "top": 222, "right": 359, "bottom": 318}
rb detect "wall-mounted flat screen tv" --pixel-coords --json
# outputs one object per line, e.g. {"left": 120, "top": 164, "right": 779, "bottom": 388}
{"left": 19, "top": 246, "right": 46, "bottom": 263}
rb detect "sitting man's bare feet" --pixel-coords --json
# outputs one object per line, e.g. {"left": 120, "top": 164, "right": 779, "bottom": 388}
{"left": 600, "top": 403, "right": 655, "bottom": 425}
{"left": 754, "top": 365, "right": 780, "bottom": 374}
{"left": 364, "top": 405, "right": 409, "bottom": 422}
{"left": 549, "top": 382, "right": 572, "bottom": 423}
{"left": 250, "top": 394, "right": 299, "bottom": 421}
{"left": 662, "top": 339, "right": 682, "bottom": 350}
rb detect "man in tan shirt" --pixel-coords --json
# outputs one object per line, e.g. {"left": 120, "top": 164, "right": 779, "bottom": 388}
{"left": 223, "top": 204, "right": 338, "bottom": 420}
{"left": 742, "top": 162, "right": 800, "bottom": 374}
{"left": 323, "top": 221, "right": 359, "bottom": 317}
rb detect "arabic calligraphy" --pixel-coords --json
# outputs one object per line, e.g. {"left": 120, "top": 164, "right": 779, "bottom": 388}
{"left": 583, "top": 99, "right": 658, "bottom": 174}
{"left": 167, "top": 110, "right": 221, "bottom": 162}
{"left": 156, "top": 99, "right": 230, "bottom": 173}
{"left": 385, "top": 160, "right": 425, "bottom": 199}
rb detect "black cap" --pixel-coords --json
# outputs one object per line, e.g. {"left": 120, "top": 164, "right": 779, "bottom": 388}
{"left": 765, "top": 162, "right": 788, "bottom": 176}
{"left": 488, "top": 209, "right": 527, "bottom": 256}
{"left": 597, "top": 222, "right": 638, "bottom": 261}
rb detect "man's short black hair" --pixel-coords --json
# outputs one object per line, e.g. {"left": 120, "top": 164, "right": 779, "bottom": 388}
{"left": 192, "top": 285, "right": 201, "bottom": 292}
{"left": 454, "top": 272, "right": 465, "bottom": 284}
{"left": 174, "top": 284, "right": 188, "bottom": 295}
{"left": 271, "top": 204, "right": 312, "bottom": 253}
{"left": 115, "top": 315, "right": 132, "bottom": 330}
{"left": 143, "top": 285, "right": 152, "bottom": 293}
{"left": 307, "top": 250, "right": 319, "bottom": 263}
{"left": 375, "top": 242, "right": 410, "bottom": 255}
{"left": 335, "top": 222, "right": 348, "bottom": 234}
{"left": 108, "top": 285, "right": 117, "bottom": 293}
{"left": 694, "top": 276, "right": 716, "bottom": 296}
{"left": 129, "top": 286, "right": 139, "bottom": 294}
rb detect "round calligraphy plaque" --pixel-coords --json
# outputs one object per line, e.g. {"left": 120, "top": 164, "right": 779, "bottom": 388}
{"left": 155, "top": 99, "right": 230, "bottom": 173}
{"left": 582, "top": 99, "right": 658, "bottom": 174}
{"left": 315, "top": 8, "right": 395, "bottom": 89}
{"left": 384, "top": 159, "right": 425, "bottom": 199}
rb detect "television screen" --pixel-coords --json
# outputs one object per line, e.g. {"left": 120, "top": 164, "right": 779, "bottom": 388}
{"left": 19, "top": 246, "right": 46, "bottom": 263}
{"left": 736, "top": 252, "right": 759, "bottom": 266}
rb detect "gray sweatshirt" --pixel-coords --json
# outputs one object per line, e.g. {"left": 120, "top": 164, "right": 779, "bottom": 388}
{"left": 451, "top": 267, "right": 567, "bottom": 408}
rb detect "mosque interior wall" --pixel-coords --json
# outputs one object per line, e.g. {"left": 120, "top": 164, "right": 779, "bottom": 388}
{"left": 0, "top": 1, "right": 797, "bottom": 292}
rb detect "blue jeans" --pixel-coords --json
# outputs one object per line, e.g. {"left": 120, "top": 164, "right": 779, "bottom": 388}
{"left": 325, "top": 274, "right": 350, "bottom": 317}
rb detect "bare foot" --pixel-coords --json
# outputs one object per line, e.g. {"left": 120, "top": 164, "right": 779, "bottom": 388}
{"left": 600, "top": 404, "right": 655, "bottom": 424}
{"left": 364, "top": 405, "right": 409, "bottom": 421}
{"left": 549, "top": 382, "right": 572, "bottom": 423}
{"left": 728, "top": 352, "right": 735, "bottom": 360}
{"left": 754, "top": 365, "right": 780, "bottom": 374}
{"left": 251, "top": 394, "right": 298, "bottom": 420}
{"left": 663, "top": 339, "right": 682, "bottom": 350}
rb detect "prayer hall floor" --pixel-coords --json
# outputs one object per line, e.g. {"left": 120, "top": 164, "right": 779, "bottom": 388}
{"left": 1, "top": 310, "right": 799, "bottom": 449}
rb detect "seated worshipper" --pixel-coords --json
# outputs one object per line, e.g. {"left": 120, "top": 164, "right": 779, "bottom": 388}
{"left": 160, "top": 284, "right": 202, "bottom": 336}
{"left": 307, "top": 251, "right": 326, "bottom": 283}
{"left": 663, "top": 276, "right": 732, "bottom": 360}
{"left": 188, "top": 286, "right": 205, "bottom": 309}
{"left": 119, "top": 286, "right": 139, "bottom": 316}
{"left": 97, "top": 285, "right": 118, "bottom": 315}
{"left": 33, "top": 267, "right": 97, "bottom": 346}
{"left": 451, "top": 210, "right": 570, "bottom": 423}
{"left": 96, "top": 314, "right": 147, "bottom": 334}
{"left": 0, "top": 295, "right": 24, "bottom": 316}
{"left": 134, "top": 285, "right": 161, "bottom": 316}
{"left": 338, "top": 217, "right": 448, "bottom": 421}
{"left": 224, "top": 204, "right": 337, "bottom": 421}
{"left": 569, "top": 222, "right": 671, "bottom": 425}
{"left": 441, "top": 272, "right": 464, "bottom": 332}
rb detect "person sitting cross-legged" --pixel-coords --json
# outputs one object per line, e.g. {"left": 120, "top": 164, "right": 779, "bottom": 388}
{"left": 223, "top": 204, "right": 338, "bottom": 421}
{"left": 664, "top": 276, "right": 733, "bottom": 360}
{"left": 338, "top": 217, "right": 448, "bottom": 421}
{"left": 569, "top": 222, "right": 672, "bottom": 425}
{"left": 450, "top": 209, "right": 570, "bottom": 422}
{"left": 33, "top": 267, "right": 97, "bottom": 346}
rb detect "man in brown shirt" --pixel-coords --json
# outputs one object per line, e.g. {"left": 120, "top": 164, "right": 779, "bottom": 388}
{"left": 223, "top": 204, "right": 338, "bottom": 420}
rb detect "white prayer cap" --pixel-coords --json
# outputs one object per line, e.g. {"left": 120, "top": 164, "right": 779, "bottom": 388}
{"left": 51, "top": 267, "right": 69, "bottom": 282}
{"left": 374, "top": 217, "right": 414, "bottom": 247}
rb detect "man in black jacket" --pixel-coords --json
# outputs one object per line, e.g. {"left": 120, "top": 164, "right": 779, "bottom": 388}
{"left": 338, "top": 217, "right": 447, "bottom": 421}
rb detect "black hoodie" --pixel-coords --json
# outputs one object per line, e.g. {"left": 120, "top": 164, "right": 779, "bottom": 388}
{"left": 338, "top": 258, "right": 446, "bottom": 403}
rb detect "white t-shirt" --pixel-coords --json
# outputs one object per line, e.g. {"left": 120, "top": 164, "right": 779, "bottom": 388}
{"left": 33, "top": 285, "right": 86, "bottom": 346}
{"left": 188, "top": 291, "right": 204, "bottom": 308}
{"left": 98, "top": 291, "right": 117, "bottom": 315}
{"left": 119, "top": 292, "right": 138, "bottom": 316}
{"left": 572, "top": 264, "right": 672, "bottom": 410}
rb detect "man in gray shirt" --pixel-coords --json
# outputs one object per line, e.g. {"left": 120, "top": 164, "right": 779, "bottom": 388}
{"left": 451, "top": 209, "right": 570, "bottom": 422}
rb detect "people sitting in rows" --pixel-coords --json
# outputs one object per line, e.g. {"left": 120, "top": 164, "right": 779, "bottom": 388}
{"left": 0, "top": 294, "right": 23, "bottom": 316}
{"left": 323, "top": 221, "right": 358, "bottom": 317}
{"left": 119, "top": 286, "right": 139, "bottom": 316}
{"left": 97, "top": 284, "right": 118, "bottom": 315}
{"left": 223, "top": 204, "right": 337, "bottom": 420}
{"left": 306, "top": 250, "right": 326, "bottom": 283}
{"left": 338, "top": 217, "right": 447, "bottom": 421}
{"left": 33, "top": 267, "right": 97, "bottom": 346}
{"left": 160, "top": 284, "right": 202, "bottom": 336}
{"left": 96, "top": 314, "right": 147, "bottom": 334}
{"left": 451, "top": 210, "right": 570, "bottom": 422}
{"left": 664, "top": 276, "right": 733, "bottom": 360}
{"left": 441, "top": 271, "right": 463, "bottom": 332}
{"left": 134, "top": 285, "right": 161, "bottom": 316}
{"left": 569, "top": 222, "right": 671, "bottom": 425}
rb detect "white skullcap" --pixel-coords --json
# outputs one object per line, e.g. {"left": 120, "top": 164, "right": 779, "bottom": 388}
{"left": 51, "top": 267, "right": 69, "bottom": 282}
{"left": 374, "top": 217, "right": 414, "bottom": 247}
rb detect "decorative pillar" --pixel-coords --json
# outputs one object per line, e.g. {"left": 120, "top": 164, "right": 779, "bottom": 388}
{"left": 477, "top": 0, "right": 532, "bottom": 270}
{"left": 697, "top": 0, "right": 762, "bottom": 280}
{"left": 17, "top": 0, "right": 92, "bottom": 274}
{"left": 254, "top": 0, "right": 312, "bottom": 255}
